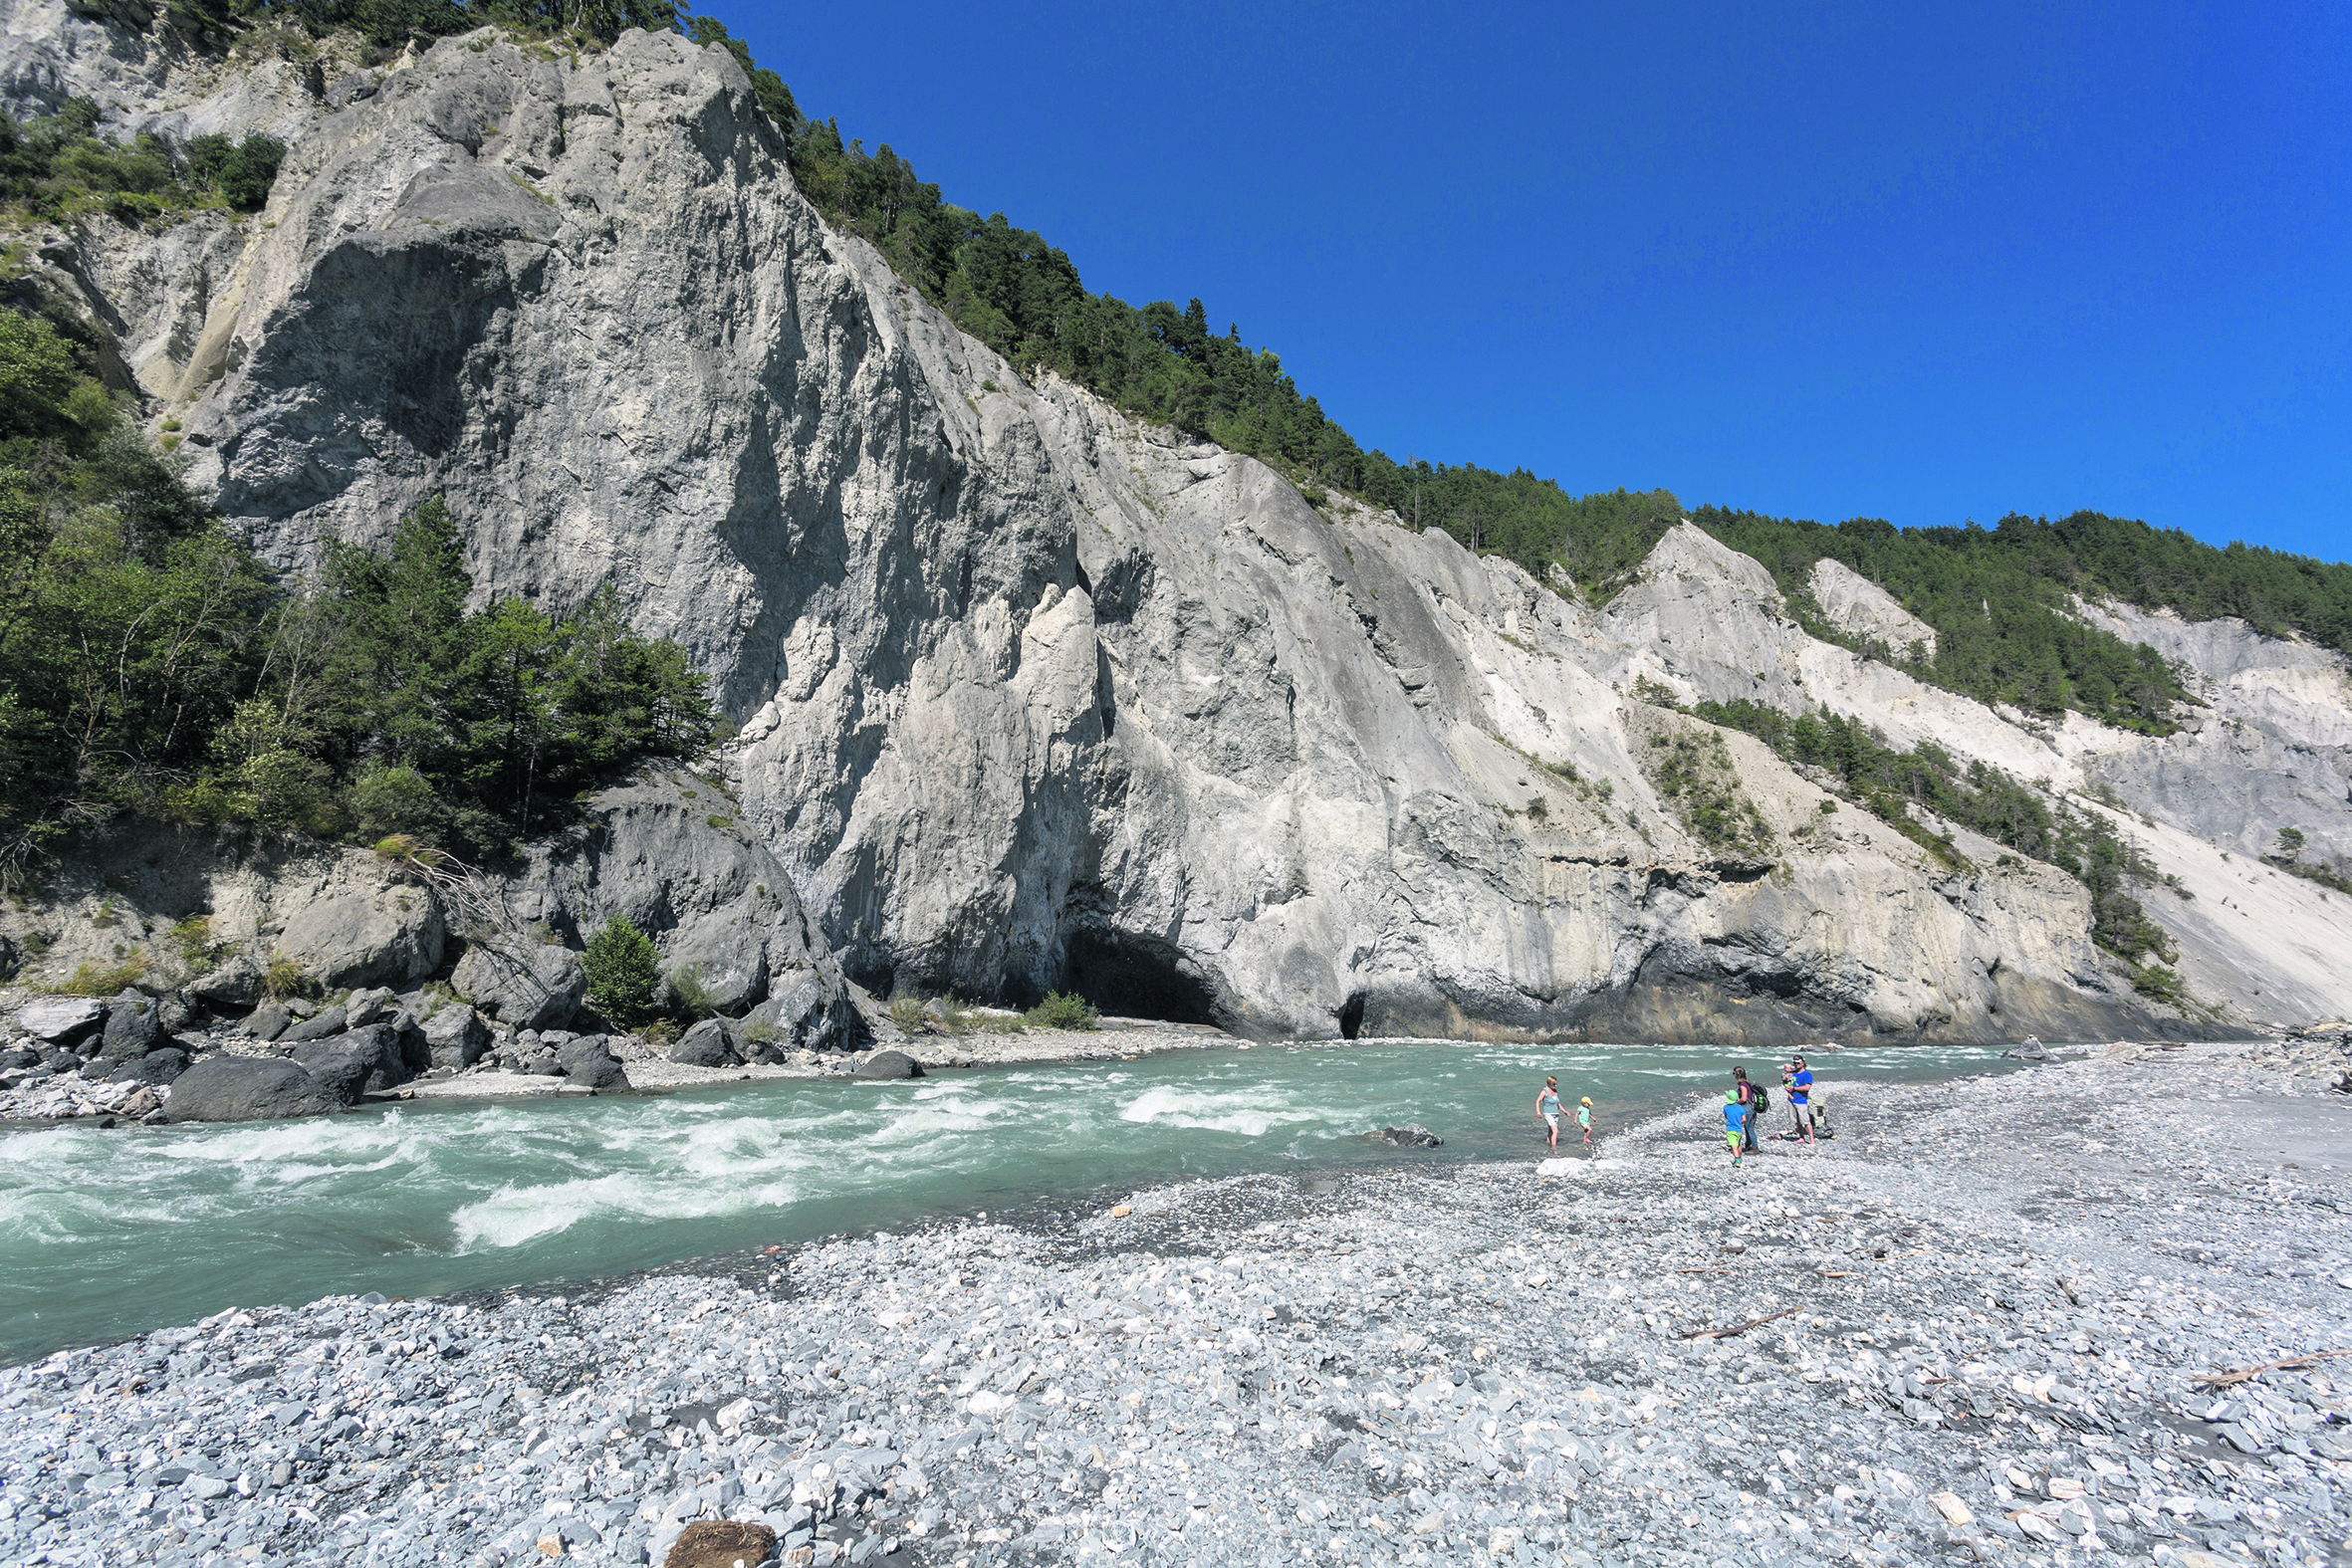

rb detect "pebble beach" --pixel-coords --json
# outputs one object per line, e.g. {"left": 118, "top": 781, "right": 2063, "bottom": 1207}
{"left": 4, "top": 1037, "right": 2348, "bottom": 1568}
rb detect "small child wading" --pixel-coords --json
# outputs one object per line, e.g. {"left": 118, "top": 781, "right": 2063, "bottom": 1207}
{"left": 1537, "top": 1077, "right": 1563, "bottom": 1151}
{"left": 1723, "top": 1091, "right": 1747, "bottom": 1167}
{"left": 1578, "top": 1097, "right": 1593, "bottom": 1155}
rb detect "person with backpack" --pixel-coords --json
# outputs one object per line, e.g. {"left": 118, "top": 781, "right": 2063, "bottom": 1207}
{"left": 1732, "top": 1066, "right": 1766, "bottom": 1153}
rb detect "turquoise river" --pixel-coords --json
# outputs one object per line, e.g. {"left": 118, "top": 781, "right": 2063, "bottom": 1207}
{"left": 0, "top": 1037, "right": 2029, "bottom": 1361}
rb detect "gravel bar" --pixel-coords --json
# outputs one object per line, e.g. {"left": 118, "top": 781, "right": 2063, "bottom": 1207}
{"left": 5, "top": 1039, "right": 2348, "bottom": 1567}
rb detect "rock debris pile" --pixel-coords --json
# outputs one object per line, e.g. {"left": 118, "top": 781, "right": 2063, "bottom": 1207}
{"left": 0, "top": 983, "right": 637, "bottom": 1124}
{"left": 2, "top": 1042, "right": 2346, "bottom": 1567}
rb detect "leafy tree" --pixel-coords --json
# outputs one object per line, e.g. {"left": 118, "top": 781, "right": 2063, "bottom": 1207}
{"left": 583, "top": 914, "right": 662, "bottom": 1022}
{"left": 0, "top": 316, "right": 83, "bottom": 442}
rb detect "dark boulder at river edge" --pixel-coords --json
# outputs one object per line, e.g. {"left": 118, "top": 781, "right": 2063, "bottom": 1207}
{"left": 162, "top": 1056, "right": 341, "bottom": 1124}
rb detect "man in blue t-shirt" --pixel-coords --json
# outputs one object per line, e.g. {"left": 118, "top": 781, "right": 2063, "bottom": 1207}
{"left": 1785, "top": 1054, "right": 1815, "bottom": 1147}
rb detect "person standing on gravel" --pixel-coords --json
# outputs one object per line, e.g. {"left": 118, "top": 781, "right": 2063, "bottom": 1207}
{"left": 1732, "top": 1067, "right": 1763, "bottom": 1154}
{"left": 1578, "top": 1096, "right": 1594, "bottom": 1155}
{"left": 1538, "top": 1077, "right": 1563, "bottom": 1150}
{"left": 1723, "top": 1090, "right": 1748, "bottom": 1167}
{"left": 1784, "top": 1054, "right": 1815, "bottom": 1147}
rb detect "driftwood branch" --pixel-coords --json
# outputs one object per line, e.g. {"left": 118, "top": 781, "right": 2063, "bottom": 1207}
{"left": 2192, "top": 1349, "right": 2352, "bottom": 1389}
{"left": 376, "top": 838, "right": 529, "bottom": 945}
{"left": 1681, "top": 1305, "right": 1801, "bottom": 1341}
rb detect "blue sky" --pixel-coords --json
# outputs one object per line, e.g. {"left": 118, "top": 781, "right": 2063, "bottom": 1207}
{"left": 715, "top": 1, "right": 2350, "bottom": 562}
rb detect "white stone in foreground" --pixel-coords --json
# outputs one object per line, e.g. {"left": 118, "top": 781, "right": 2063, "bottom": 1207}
{"left": 1535, "top": 1157, "right": 1626, "bottom": 1175}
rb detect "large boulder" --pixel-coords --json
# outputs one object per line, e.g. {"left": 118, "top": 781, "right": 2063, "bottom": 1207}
{"left": 289, "top": 1025, "right": 408, "bottom": 1104}
{"left": 453, "top": 943, "right": 586, "bottom": 1031}
{"left": 190, "top": 956, "right": 262, "bottom": 1008}
{"left": 16, "top": 997, "right": 104, "bottom": 1044}
{"left": 742, "top": 975, "right": 862, "bottom": 1054}
{"left": 667, "top": 1017, "right": 742, "bottom": 1067}
{"left": 852, "top": 1048, "right": 924, "bottom": 1080}
{"left": 343, "top": 987, "right": 396, "bottom": 1026}
{"left": 501, "top": 775, "right": 858, "bottom": 1030}
{"left": 419, "top": 1002, "right": 489, "bottom": 1069}
{"left": 271, "top": 882, "right": 446, "bottom": 991}
{"left": 556, "top": 1033, "right": 629, "bottom": 1090}
{"left": 278, "top": 1006, "right": 348, "bottom": 1045}
{"left": 238, "top": 1001, "right": 292, "bottom": 1041}
{"left": 107, "top": 1048, "right": 190, "bottom": 1086}
{"left": 164, "top": 1055, "right": 340, "bottom": 1123}
{"left": 97, "top": 989, "right": 164, "bottom": 1060}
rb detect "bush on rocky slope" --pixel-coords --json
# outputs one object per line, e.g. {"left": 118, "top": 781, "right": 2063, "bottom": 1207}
{"left": 1690, "top": 695, "right": 2178, "bottom": 967}
{"left": 0, "top": 96, "right": 283, "bottom": 223}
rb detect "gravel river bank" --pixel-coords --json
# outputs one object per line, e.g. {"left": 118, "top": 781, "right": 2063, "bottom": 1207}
{"left": 3, "top": 1038, "right": 2347, "bottom": 1568}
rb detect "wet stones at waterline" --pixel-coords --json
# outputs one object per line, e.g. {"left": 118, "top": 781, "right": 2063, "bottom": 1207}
{"left": 288, "top": 1023, "right": 417, "bottom": 1105}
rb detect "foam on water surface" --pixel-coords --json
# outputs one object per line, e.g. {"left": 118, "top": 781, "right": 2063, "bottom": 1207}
{"left": 0, "top": 1037, "right": 2026, "bottom": 1360}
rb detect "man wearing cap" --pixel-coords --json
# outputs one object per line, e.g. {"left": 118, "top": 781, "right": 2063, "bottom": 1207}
{"left": 1784, "top": 1054, "right": 1815, "bottom": 1147}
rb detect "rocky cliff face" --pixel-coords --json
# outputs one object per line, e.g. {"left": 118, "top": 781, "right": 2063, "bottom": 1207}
{"left": 8, "top": 5, "right": 2343, "bottom": 1039}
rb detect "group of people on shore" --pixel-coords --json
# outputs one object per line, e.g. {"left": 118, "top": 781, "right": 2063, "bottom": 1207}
{"left": 1537, "top": 1055, "right": 1827, "bottom": 1165}
{"left": 1720, "top": 1055, "right": 1820, "bottom": 1165}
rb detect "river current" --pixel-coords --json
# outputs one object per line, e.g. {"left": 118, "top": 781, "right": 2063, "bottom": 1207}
{"left": 0, "top": 1037, "right": 2024, "bottom": 1361}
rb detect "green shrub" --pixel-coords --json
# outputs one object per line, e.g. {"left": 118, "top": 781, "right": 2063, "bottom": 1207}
{"left": 183, "top": 131, "right": 284, "bottom": 211}
{"left": 583, "top": 915, "right": 661, "bottom": 1024}
{"left": 261, "top": 955, "right": 310, "bottom": 1001}
{"left": 352, "top": 766, "right": 443, "bottom": 841}
{"left": 888, "top": 995, "right": 926, "bottom": 1033}
{"left": 1024, "top": 991, "right": 1099, "bottom": 1030}
{"left": 666, "top": 961, "right": 717, "bottom": 1021}
{"left": 2128, "top": 964, "right": 2189, "bottom": 1007}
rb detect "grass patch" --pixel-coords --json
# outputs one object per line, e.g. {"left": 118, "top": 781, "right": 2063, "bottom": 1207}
{"left": 61, "top": 952, "right": 149, "bottom": 996}
{"left": 168, "top": 914, "right": 223, "bottom": 970}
